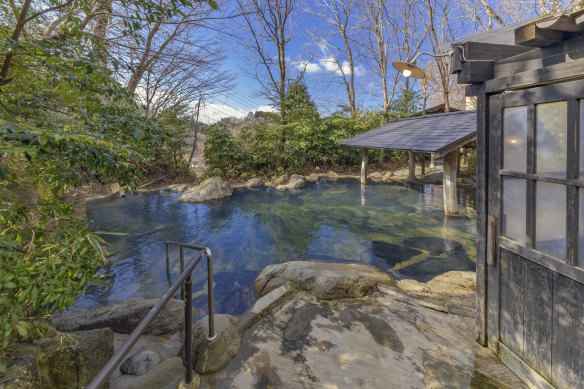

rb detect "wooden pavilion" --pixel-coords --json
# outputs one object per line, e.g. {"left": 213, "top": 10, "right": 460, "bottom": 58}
{"left": 340, "top": 110, "right": 476, "bottom": 215}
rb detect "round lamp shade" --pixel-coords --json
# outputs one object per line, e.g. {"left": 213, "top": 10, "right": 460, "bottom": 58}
{"left": 392, "top": 61, "right": 425, "bottom": 79}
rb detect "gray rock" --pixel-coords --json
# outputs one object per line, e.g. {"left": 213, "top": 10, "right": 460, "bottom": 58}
{"left": 120, "top": 350, "right": 162, "bottom": 376}
{"left": 178, "top": 177, "right": 232, "bottom": 203}
{"left": 268, "top": 175, "right": 288, "bottom": 188}
{"left": 304, "top": 173, "right": 322, "bottom": 182}
{"left": 245, "top": 178, "right": 264, "bottom": 188}
{"left": 275, "top": 175, "right": 305, "bottom": 191}
{"left": 255, "top": 261, "right": 395, "bottom": 300}
{"left": 286, "top": 174, "right": 305, "bottom": 189}
{"left": 53, "top": 298, "right": 185, "bottom": 335}
{"left": 369, "top": 172, "right": 384, "bottom": 181}
{"left": 326, "top": 171, "right": 339, "bottom": 179}
{"left": 108, "top": 357, "right": 186, "bottom": 389}
{"left": 191, "top": 314, "right": 240, "bottom": 359}
{"left": 167, "top": 184, "right": 189, "bottom": 193}
{"left": 2, "top": 328, "right": 114, "bottom": 389}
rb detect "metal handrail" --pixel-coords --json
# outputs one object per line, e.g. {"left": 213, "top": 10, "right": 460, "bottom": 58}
{"left": 86, "top": 243, "right": 215, "bottom": 389}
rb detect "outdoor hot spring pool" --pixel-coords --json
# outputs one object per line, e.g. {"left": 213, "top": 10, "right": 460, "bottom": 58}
{"left": 78, "top": 178, "right": 476, "bottom": 316}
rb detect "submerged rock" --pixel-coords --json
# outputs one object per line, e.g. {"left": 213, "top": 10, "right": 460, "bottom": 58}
{"left": 178, "top": 177, "right": 232, "bottom": 203}
{"left": 372, "top": 241, "right": 422, "bottom": 267}
{"left": 402, "top": 237, "right": 465, "bottom": 255}
{"left": 2, "top": 328, "right": 114, "bottom": 389}
{"left": 399, "top": 255, "right": 476, "bottom": 283}
{"left": 254, "top": 260, "right": 395, "bottom": 299}
{"left": 52, "top": 298, "right": 185, "bottom": 335}
{"left": 120, "top": 350, "right": 162, "bottom": 376}
{"left": 245, "top": 178, "right": 264, "bottom": 188}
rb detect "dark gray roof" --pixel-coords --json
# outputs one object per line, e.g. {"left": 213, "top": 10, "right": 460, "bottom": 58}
{"left": 340, "top": 110, "right": 476, "bottom": 156}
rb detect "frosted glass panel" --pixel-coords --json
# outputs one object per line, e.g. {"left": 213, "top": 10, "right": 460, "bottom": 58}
{"left": 535, "top": 182, "right": 566, "bottom": 259}
{"left": 536, "top": 101, "right": 567, "bottom": 177}
{"left": 503, "top": 106, "right": 527, "bottom": 172}
{"left": 579, "top": 189, "right": 584, "bottom": 267}
{"left": 580, "top": 100, "right": 584, "bottom": 178}
{"left": 502, "top": 178, "right": 526, "bottom": 244}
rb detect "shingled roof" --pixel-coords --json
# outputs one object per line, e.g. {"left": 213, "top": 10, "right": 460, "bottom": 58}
{"left": 340, "top": 110, "right": 476, "bottom": 157}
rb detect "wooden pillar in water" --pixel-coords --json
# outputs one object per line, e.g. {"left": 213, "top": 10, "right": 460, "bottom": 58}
{"left": 408, "top": 151, "right": 415, "bottom": 180}
{"left": 420, "top": 153, "right": 425, "bottom": 178}
{"left": 430, "top": 153, "right": 435, "bottom": 168}
{"left": 361, "top": 148, "right": 369, "bottom": 185}
{"left": 443, "top": 150, "right": 459, "bottom": 215}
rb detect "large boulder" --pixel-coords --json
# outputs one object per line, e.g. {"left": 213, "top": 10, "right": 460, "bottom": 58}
{"left": 52, "top": 298, "right": 185, "bottom": 336}
{"left": 245, "top": 178, "right": 264, "bottom": 188}
{"left": 178, "top": 177, "right": 232, "bottom": 203}
{"left": 1, "top": 328, "right": 114, "bottom": 389}
{"left": 255, "top": 261, "right": 395, "bottom": 300}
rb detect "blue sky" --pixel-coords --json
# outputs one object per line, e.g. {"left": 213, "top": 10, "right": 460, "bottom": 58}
{"left": 198, "top": 2, "right": 404, "bottom": 123}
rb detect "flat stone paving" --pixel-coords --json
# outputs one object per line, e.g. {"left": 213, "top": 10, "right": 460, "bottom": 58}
{"left": 200, "top": 282, "right": 526, "bottom": 388}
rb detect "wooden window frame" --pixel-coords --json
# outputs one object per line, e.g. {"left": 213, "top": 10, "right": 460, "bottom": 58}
{"left": 495, "top": 80, "right": 584, "bottom": 283}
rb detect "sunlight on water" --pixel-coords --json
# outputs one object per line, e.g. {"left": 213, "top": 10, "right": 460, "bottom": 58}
{"left": 77, "top": 179, "right": 476, "bottom": 316}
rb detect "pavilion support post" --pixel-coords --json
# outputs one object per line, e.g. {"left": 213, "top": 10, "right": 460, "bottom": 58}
{"left": 361, "top": 148, "right": 369, "bottom": 185}
{"left": 408, "top": 151, "right": 415, "bottom": 180}
{"left": 457, "top": 148, "right": 462, "bottom": 180}
{"left": 420, "top": 153, "right": 425, "bottom": 178}
{"left": 443, "top": 150, "right": 459, "bottom": 215}
{"left": 430, "top": 153, "right": 435, "bottom": 169}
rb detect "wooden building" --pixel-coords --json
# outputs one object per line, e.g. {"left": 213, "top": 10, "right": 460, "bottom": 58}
{"left": 453, "top": 10, "right": 584, "bottom": 388}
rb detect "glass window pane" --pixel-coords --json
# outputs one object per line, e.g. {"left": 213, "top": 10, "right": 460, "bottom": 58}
{"left": 503, "top": 106, "right": 527, "bottom": 172}
{"left": 579, "top": 189, "right": 584, "bottom": 267}
{"left": 580, "top": 100, "right": 584, "bottom": 178}
{"left": 535, "top": 182, "right": 566, "bottom": 259}
{"left": 502, "top": 177, "right": 526, "bottom": 244}
{"left": 536, "top": 101, "right": 567, "bottom": 177}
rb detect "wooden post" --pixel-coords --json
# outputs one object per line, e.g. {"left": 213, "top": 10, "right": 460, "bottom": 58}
{"left": 430, "top": 153, "right": 435, "bottom": 168}
{"left": 408, "top": 151, "right": 415, "bottom": 180}
{"left": 457, "top": 148, "right": 462, "bottom": 179}
{"left": 420, "top": 153, "right": 425, "bottom": 178}
{"left": 443, "top": 150, "right": 459, "bottom": 215}
{"left": 361, "top": 148, "right": 369, "bottom": 185}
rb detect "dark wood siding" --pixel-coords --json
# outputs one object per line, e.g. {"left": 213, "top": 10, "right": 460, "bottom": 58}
{"left": 499, "top": 249, "right": 584, "bottom": 388}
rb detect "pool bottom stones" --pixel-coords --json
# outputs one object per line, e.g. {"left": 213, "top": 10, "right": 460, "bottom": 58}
{"left": 198, "top": 262, "right": 526, "bottom": 388}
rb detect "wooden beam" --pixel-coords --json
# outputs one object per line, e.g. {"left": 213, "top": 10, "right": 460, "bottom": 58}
{"left": 408, "top": 151, "right": 415, "bottom": 180}
{"left": 443, "top": 150, "right": 459, "bottom": 215}
{"left": 515, "top": 23, "right": 564, "bottom": 47}
{"left": 457, "top": 61, "right": 494, "bottom": 84}
{"left": 361, "top": 148, "right": 368, "bottom": 185}
{"left": 486, "top": 58, "right": 584, "bottom": 93}
{"left": 420, "top": 153, "right": 425, "bottom": 178}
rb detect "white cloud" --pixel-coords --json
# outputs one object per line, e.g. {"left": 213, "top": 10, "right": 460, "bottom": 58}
{"left": 196, "top": 102, "right": 276, "bottom": 124}
{"left": 293, "top": 57, "right": 367, "bottom": 77}
{"left": 255, "top": 105, "right": 277, "bottom": 112}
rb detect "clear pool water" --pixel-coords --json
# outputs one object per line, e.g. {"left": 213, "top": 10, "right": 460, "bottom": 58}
{"left": 78, "top": 178, "right": 476, "bottom": 316}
